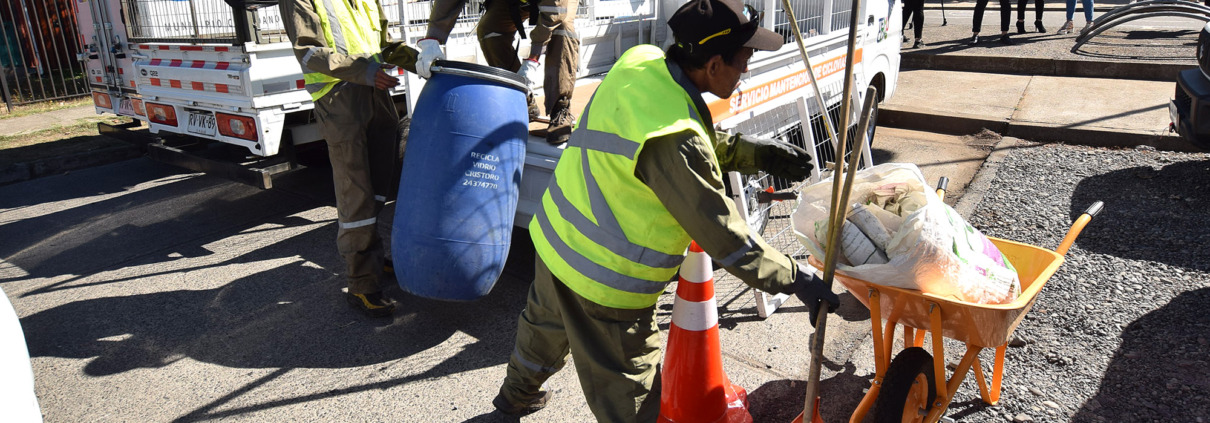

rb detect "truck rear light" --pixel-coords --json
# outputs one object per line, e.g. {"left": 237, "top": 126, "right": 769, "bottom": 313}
{"left": 92, "top": 92, "right": 112, "bottom": 109}
{"left": 216, "top": 113, "right": 258, "bottom": 141}
{"left": 146, "top": 102, "right": 178, "bottom": 126}
{"left": 132, "top": 99, "right": 146, "bottom": 116}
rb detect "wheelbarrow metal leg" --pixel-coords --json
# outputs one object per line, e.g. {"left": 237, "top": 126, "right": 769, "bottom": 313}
{"left": 928, "top": 303, "right": 947, "bottom": 403}
{"left": 971, "top": 343, "right": 1007, "bottom": 405}
{"left": 883, "top": 300, "right": 907, "bottom": 367}
{"left": 852, "top": 289, "right": 887, "bottom": 423}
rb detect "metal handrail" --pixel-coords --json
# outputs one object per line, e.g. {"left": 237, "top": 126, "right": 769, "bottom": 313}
{"left": 1073, "top": 0, "right": 1210, "bottom": 52}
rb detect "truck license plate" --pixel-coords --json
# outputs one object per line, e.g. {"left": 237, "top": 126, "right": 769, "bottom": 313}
{"left": 187, "top": 111, "right": 217, "bottom": 136}
{"left": 117, "top": 98, "right": 135, "bottom": 116}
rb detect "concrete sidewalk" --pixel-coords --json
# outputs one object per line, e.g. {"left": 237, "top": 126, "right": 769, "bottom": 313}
{"left": 875, "top": 1, "right": 1199, "bottom": 151}
{"left": 0, "top": 105, "right": 102, "bottom": 137}
{"left": 880, "top": 69, "right": 1187, "bottom": 150}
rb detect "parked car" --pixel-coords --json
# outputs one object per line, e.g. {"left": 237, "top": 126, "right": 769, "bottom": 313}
{"left": 0, "top": 286, "right": 42, "bottom": 422}
{"left": 1170, "top": 21, "right": 1210, "bottom": 150}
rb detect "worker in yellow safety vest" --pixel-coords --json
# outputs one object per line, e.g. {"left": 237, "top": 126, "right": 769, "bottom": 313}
{"left": 281, "top": 0, "right": 420, "bottom": 318}
{"left": 416, "top": 0, "right": 580, "bottom": 145}
{"left": 490, "top": 0, "right": 840, "bottom": 419}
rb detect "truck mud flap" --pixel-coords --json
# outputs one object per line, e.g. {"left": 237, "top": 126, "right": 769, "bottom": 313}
{"left": 99, "top": 121, "right": 297, "bottom": 190}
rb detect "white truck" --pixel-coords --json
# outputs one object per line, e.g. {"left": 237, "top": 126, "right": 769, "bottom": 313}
{"left": 77, "top": 0, "right": 901, "bottom": 239}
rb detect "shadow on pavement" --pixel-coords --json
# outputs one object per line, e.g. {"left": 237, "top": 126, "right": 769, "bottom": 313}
{"left": 1071, "top": 287, "right": 1210, "bottom": 421}
{"left": 1069, "top": 159, "right": 1210, "bottom": 271}
{"left": 4, "top": 161, "right": 538, "bottom": 420}
{"left": 747, "top": 360, "right": 871, "bottom": 422}
{"left": 0, "top": 168, "right": 321, "bottom": 289}
{"left": 18, "top": 218, "right": 532, "bottom": 365}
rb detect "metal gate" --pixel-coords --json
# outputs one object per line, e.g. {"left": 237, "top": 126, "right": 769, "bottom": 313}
{"left": 0, "top": 0, "right": 90, "bottom": 112}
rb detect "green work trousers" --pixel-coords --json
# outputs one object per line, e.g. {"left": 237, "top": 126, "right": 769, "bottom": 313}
{"left": 476, "top": 0, "right": 580, "bottom": 112}
{"left": 314, "top": 82, "right": 400, "bottom": 294}
{"left": 498, "top": 256, "right": 663, "bottom": 422}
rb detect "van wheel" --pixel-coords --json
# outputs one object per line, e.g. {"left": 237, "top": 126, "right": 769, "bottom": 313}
{"left": 865, "top": 99, "right": 879, "bottom": 149}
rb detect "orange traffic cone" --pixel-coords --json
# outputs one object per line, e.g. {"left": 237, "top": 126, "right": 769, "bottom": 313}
{"left": 658, "top": 241, "right": 752, "bottom": 423}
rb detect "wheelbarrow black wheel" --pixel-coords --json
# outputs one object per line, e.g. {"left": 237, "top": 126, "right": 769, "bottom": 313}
{"left": 872, "top": 347, "right": 938, "bottom": 423}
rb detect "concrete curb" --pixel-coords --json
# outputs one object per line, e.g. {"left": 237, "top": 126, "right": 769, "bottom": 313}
{"left": 878, "top": 107, "right": 1193, "bottom": 152}
{"left": 902, "top": 53, "right": 1189, "bottom": 82}
{"left": 0, "top": 145, "right": 143, "bottom": 186}
{"left": 954, "top": 136, "right": 1024, "bottom": 218}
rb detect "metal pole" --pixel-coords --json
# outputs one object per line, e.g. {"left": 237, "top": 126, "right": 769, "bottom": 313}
{"left": 795, "top": 0, "right": 866, "bottom": 416}
{"left": 4, "top": 0, "right": 33, "bottom": 105}
{"left": 42, "top": 0, "right": 72, "bottom": 99}
{"left": 0, "top": 14, "right": 14, "bottom": 112}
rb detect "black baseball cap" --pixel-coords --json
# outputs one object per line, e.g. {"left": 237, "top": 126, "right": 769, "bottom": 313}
{"left": 667, "top": 0, "right": 784, "bottom": 54}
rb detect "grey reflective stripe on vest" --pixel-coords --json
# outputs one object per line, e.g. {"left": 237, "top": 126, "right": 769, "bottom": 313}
{"left": 547, "top": 172, "right": 683, "bottom": 270}
{"left": 305, "top": 80, "right": 341, "bottom": 94}
{"left": 565, "top": 99, "right": 640, "bottom": 159}
{"left": 538, "top": 5, "right": 567, "bottom": 13}
{"left": 319, "top": 0, "right": 350, "bottom": 55}
{"left": 566, "top": 128, "right": 639, "bottom": 158}
{"left": 535, "top": 210, "right": 668, "bottom": 295}
{"left": 579, "top": 147, "right": 623, "bottom": 236}
{"left": 718, "top": 237, "right": 756, "bottom": 267}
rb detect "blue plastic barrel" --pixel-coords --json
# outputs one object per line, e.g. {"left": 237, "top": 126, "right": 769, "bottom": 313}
{"left": 392, "top": 60, "right": 529, "bottom": 301}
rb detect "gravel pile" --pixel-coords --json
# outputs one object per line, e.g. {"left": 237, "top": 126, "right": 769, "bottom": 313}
{"left": 936, "top": 141, "right": 1210, "bottom": 422}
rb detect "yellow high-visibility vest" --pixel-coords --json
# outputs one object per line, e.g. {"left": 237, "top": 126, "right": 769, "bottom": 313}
{"left": 530, "top": 44, "right": 719, "bottom": 309}
{"left": 304, "top": 0, "right": 382, "bottom": 100}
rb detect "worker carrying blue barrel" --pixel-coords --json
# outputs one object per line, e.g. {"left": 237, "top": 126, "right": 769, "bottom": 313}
{"left": 416, "top": 0, "right": 580, "bottom": 145}
{"left": 489, "top": 0, "right": 841, "bottom": 419}
{"left": 281, "top": 0, "right": 422, "bottom": 318}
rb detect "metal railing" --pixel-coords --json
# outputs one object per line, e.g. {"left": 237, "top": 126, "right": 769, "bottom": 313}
{"left": 768, "top": 0, "right": 852, "bottom": 43}
{"left": 0, "top": 0, "right": 90, "bottom": 111}
{"left": 119, "top": 0, "right": 287, "bottom": 44}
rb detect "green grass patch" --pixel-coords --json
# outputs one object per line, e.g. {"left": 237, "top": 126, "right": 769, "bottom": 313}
{"left": 0, "top": 97, "right": 92, "bottom": 120}
{"left": 0, "top": 116, "right": 136, "bottom": 166}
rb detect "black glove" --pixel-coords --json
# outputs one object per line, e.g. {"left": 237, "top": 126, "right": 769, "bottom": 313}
{"left": 749, "top": 136, "right": 814, "bottom": 182}
{"left": 792, "top": 264, "right": 840, "bottom": 327}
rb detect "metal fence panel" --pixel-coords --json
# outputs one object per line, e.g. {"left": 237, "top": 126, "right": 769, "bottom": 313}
{"left": 1, "top": 0, "right": 90, "bottom": 111}
{"left": 120, "top": 0, "right": 286, "bottom": 44}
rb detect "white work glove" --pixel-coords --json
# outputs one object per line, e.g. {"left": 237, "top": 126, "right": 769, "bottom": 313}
{"left": 518, "top": 58, "right": 541, "bottom": 90}
{"left": 416, "top": 38, "right": 445, "bottom": 79}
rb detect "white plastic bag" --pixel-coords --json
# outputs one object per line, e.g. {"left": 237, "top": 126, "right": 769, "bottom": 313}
{"left": 792, "top": 163, "right": 1021, "bottom": 304}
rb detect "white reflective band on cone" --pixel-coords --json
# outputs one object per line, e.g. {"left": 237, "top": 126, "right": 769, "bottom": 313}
{"left": 670, "top": 298, "right": 718, "bottom": 332}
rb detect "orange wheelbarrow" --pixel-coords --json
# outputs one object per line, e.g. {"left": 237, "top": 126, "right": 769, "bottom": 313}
{"left": 807, "top": 180, "right": 1103, "bottom": 423}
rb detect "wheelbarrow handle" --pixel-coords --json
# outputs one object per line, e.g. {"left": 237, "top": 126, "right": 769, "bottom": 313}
{"left": 1055, "top": 201, "right": 1104, "bottom": 256}
{"left": 935, "top": 176, "right": 950, "bottom": 199}
{"left": 1084, "top": 200, "right": 1104, "bottom": 218}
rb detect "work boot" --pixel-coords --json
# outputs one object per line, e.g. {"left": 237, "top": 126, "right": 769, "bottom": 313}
{"left": 492, "top": 390, "right": 552, "bottom": 416}
{"left": 546, "top": 96, "right": 574, "bottom": 145}
{"left": 526, "top": 94, "right": 540, "bottom": 123}
{"left": 345, "top": 291, "right": 396, "bottom": 318}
